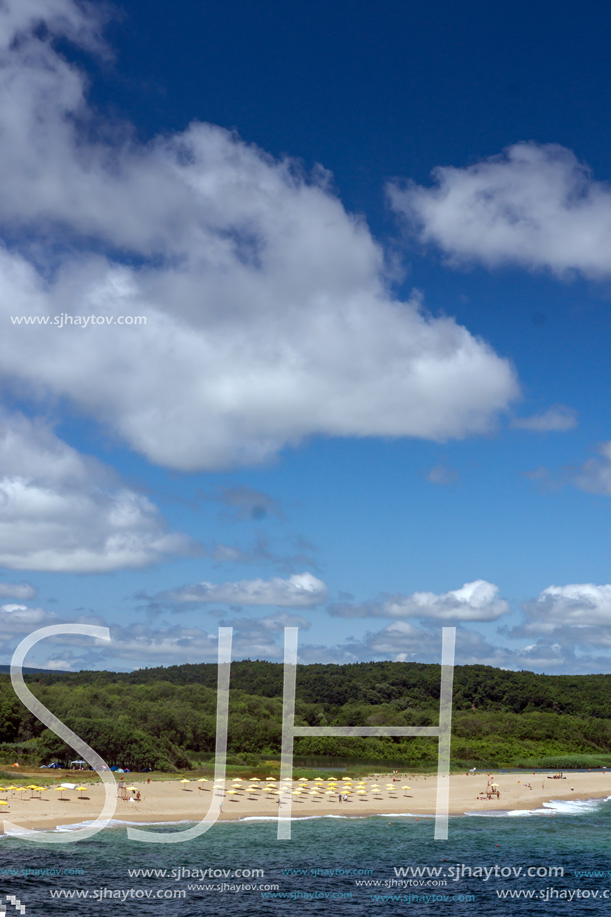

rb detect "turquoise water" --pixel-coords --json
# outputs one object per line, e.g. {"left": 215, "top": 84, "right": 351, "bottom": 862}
{"left": 1, "top": 797, "right": 610, "bottom": 915}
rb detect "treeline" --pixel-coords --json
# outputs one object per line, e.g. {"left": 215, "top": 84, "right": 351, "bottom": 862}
{"left": 0, "top": 662, "right": 610, "bottom": 770}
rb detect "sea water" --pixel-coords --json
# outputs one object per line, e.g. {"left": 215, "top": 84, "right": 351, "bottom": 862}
{"left": 1, "top": 799, "right": 611, "bottom": 915}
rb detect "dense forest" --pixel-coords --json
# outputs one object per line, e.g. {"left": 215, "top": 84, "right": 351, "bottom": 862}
{"left": 1, "top": 661, "right": 610, "bottom": 771}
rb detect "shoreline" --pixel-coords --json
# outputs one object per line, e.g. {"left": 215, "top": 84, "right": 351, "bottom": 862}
{"left": 1, "top": 771, "right": 609, "bottom": 833}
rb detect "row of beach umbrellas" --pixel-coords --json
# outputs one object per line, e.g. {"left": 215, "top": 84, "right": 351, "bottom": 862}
{"left": 0, "top": 784, "right": 92, "bottom": 800}
{"left": 178, "top": 776, "right": 412, "bottom": 797}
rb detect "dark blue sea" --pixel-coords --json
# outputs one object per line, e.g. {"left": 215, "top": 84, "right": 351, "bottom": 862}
{"left": 1, "top": 797, "right": 610, "bottom": 915}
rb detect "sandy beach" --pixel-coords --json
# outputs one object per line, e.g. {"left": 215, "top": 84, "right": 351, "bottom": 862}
{"left": 1, "top": 770, "right": 609, "bottom": 833}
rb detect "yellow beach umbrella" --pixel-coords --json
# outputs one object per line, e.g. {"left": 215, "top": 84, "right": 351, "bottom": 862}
{"left": 76, "top": 786, "right": 89, "bottom": 798}
{"left": 55, "top": 787, "right": 69, "bottom": 800}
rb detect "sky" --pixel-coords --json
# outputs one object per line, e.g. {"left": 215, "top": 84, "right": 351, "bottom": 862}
{"left": 1, "top": 0, "right": 611, "bottom": 674}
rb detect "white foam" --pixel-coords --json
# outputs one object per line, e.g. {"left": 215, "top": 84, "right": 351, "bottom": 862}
{"left": 375, "top": 812, "right": 435, "bottom": 819}
{"left": 4, "top": 817, "right": 196, "bottom": 836}
{"left": 239, "top": 814, "right": 356, "bottom": 822}
{"left": 464, "top": 796, "right": 611, "bottom": 818}
{"left": 541, "top": 796, "right": 611, "bottom": 815}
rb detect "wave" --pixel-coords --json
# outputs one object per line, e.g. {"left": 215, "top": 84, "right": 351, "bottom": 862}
{"left": 541, "top": 796, "right": 611, "bottom": 815}
{"left": 5, "top": 795, "right": 610, "bottom": 836}
{"left": 240, "top": 815, "right": 357, "bottom": 822}
{"left": 465, "top": 795, "right": 611, "bottom": 818}
{"left": 4, "top": 817, "right": 197, "bottom": 836}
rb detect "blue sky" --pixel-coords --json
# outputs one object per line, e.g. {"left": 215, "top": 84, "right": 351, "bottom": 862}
{"left": 2, "top": 0, "right": 611, "bottom": 673}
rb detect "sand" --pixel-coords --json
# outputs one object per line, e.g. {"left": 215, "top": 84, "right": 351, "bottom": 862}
{"left": 0, "top": 770, "right": 609, "bottom": 833}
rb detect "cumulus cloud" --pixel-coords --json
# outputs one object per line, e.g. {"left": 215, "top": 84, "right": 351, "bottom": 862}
{"left": 512, "top": 405, "right": 578, "bottom": 432}
{"left": 329, "top": 580, "right": 509, "bottom": 622}
{"left": 390, "top": 142, "right": 611, "bottom": 277}
{"left": 0, "top": 413, "right": 194, "bottom": 571}
{"left": 361, "top": 621, "right": 510, "bottom": 666}
{"left": 0, "top": 1, "right": 518, "bottom": 471}
{"left": 159, "top": 572, "right": 328, "bottom": 607}
{"left": 0, "top": 603, "right": 66, "bottom": 644}
{"left": 498, "top": 583, "right": 611, "bottom": 669}
{"left": 528, "top": 442, "right": 611, "bottom": 494}
{"left": 571, "top": 442, "right": 611, "bottom": 495}
{"left": 0, "top": 582, "right": 37, "bottom": 599}
{"left": 521, "top": 583, "right": 611, "bottom": 635}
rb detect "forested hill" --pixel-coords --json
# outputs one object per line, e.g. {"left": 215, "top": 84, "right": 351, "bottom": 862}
{"left": 1, "top": 661, "right": 610, "bottom": 772}
{"left": 24, "top": 660, "right": 611, "bottom": 717}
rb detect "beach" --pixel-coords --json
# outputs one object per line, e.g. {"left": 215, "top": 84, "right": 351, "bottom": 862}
{"left": 2, "top": 770, "right": 609, "bottom": 833}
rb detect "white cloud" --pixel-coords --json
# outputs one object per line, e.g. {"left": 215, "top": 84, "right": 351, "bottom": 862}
{"left": 572, "top": 442, "right": 611, "bottom": 495}
{"left": 503, "top": 583, "right": 611, "bottom": 665}
{"left": 355, "top": 621, "right": 511, "bottom": 666}
{"left": 390, "top": 142, "right": 611, "bottom": 277}
{"left": 0, "top": 602, "right": 57, "bottom": 638}
{"left": 523, "top": 441, "right": 611, "bottom": 493}
{"left": 0, "top": 413, "right": 194, "bottom": 571}
{"left": 426, "top": 463, "right": 459, "bottom": 485}
{"left": 0, "top": 582, "right": 37, "bottom": 599}
{"left": 330, "top": 580, "right": 509, "bottom": 622}
{"left": 0, "top": 3, "right": 518, "bottom": 471}
{"left": 160, "top": 572, "right": 327, "bottom": 607}
{"left": 524, "top": 583, "right": 611, "bottom": 633}
{"left": 512, "top": 405, "right": 578, "bottom": 432}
